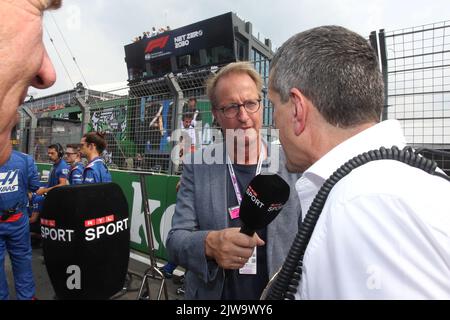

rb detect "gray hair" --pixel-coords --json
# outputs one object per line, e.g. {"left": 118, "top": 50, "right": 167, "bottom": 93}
{"left": 269, "top": 25, "right": 384, "bottom": 128}
{"left": 206, "top": 61, "right": 262, "bottom": 108}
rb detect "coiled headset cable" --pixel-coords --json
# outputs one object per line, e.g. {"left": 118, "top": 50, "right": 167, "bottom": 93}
{"left": 263, "top": 146, "right": 450, "bottom": 300}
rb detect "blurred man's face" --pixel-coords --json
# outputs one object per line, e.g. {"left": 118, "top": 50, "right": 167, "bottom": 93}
{"left": 188, "top": 99, "right": 196, "bottom": 109}
{"left": 79, "top": 137, "right": 89, "bottom": 157}
{"left": 64, "top": 147, "right": 78, "bottom": 165}
{"left": 48, "top": 148, "right": 60, "bottom": 163}
{"left": 183, "top": 117, "right": 193, "bottom": 128}
{"left": 0, "top": 0, "right": 58, "bottom": 165}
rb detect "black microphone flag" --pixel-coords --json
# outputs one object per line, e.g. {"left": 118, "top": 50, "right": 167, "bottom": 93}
{"left": 239, "top": 173, "right": 290, "bottom": 236}
{"left": 40, "top": 183, "right": 130, "bottom": 300}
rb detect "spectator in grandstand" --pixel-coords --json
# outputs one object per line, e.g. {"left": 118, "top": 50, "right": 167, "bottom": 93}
{"left": 181, "top": 113, "right": 196, "bottom": 154}
{"left": 135, "top": 153, "right": 143, "bottom": 170}
{"left": 80, "top": 132, "right": 112, "bottom": 183}
{"left": 166, "top": 62, "right": 301, "bottom": 299}
{"left": 0, "top": 0, "right": 60, "bottom": 166}
{"left": 0, "top": 150, "right": 41, "bottom": 300}
{"left": 65, "top": 143, "right": 84, "bottom": 185}
{"left": 149, "top": 103, "right": 164, "bottom": 137}
{"left": 181, "top": 98, "right": 201, "bottom": 150}
{"left": 151, "top": 27, "right": 157, "bottom": 37}
{"left": 183, "top": 97, "right": 202, "bottom": 123}
{"left": 36, "top": 143, "right": 69, "bottom": 195}
{"left": 171, "top": 113, "right": 196, "bottom": 173}
{"left": 143, "top": 103, "right": 165, "bottom": 167}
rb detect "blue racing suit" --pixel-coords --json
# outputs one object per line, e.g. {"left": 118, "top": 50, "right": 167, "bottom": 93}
{"left": 28, "top": 193, "right": 45, "bottom": 235}
{"left": 0, "top": 151, "right": 40, "bottom": 300}
{"left": 27, "top": 193, "right": 44, "bottom": 216}
{"left": 48, "top": 159, "right": 69, "bottom": 188}
{"left": 68, "top": 162, "right": 84, "bottom": 185}
{"left": 82, "top": 157, "right": 112, "bottom": 183}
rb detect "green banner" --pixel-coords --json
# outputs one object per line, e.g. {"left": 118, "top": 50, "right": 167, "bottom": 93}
{"left": 36, "top": 163, "right": 179, "bottom": 260}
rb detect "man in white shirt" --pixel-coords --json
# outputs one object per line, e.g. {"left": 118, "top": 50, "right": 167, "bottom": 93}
{"left": 268, "top": 25, "right": 450, "bottom": 299}
{"left": 181, "top": 112, "right": 196, "bottom": 152}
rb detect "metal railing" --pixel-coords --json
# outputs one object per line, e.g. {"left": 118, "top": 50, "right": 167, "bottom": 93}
{"left": 377, "top": 20, "right": 450, "bottom": 174}
{"left": 17, "top": 60, "right": 273, "bottom": 175}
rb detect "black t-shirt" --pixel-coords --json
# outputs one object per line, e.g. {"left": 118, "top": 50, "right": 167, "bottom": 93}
{"left": 221, "top": 164, "right": 268, "bottom": 300}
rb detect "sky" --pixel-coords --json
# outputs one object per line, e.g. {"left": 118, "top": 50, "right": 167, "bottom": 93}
{"left": 34, "top": 0, "right": 450, "bottom": 98}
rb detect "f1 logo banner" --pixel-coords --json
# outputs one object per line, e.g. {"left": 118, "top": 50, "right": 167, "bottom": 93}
{"left": 145, "top": 36, "right": 169, "bottom": 54}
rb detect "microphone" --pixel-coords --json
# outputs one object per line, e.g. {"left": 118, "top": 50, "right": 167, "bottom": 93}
{"left": 239, "top": 173, "right": 290, "bottom": 236}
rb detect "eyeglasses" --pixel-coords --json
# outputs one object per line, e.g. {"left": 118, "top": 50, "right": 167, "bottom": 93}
{"left": 65, "top": 152, "right": 77, "bottom": 155}
{"left": 216, "top": 99, "right": 261, "bottom": 119}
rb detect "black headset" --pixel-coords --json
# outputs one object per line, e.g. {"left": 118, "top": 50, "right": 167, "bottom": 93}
{"left": 57, "top": 143, "right": 65, "bottom": 158}
{"left": 50, "top": 143, "right": 64, "bottom": 158}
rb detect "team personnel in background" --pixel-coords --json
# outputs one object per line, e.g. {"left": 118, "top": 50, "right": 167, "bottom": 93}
{"left": 268, "top": 25, "right": 450, "bottom": 299}
{"left": 0, "top": 0, "right": 61, "bottom": 166}
{"left": 0, "top": 150, "right": 41, "bottom": 300}
{"left": 80, "top": 132, "right": 112, "bottom": 183}
{"left": 36, "top": 143, "right": 69, "bottom": 195}
{"left": 65, "top": 143, "right": 84, "bottom": 185}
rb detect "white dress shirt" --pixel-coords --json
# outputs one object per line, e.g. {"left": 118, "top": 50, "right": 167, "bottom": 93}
{"left": 295, "top": 120, "right": 450, "bottom": 299}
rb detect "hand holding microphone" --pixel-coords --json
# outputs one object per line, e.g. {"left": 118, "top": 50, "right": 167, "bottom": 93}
{"left": 205, "top": 173, "right": 290, "bottom": 269}
{"left": 205, "top": 228, "right": 264, "bottom": 269}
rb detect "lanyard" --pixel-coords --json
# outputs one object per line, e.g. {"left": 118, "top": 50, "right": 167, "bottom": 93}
{"left": 226, "top": 147, "right": 264, "bottom": 206}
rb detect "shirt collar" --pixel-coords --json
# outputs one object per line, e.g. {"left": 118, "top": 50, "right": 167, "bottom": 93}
{"left": 296, "top": 119, "right": 407, "bottom": 194}
{"left": 87, "top": 156, "right": 102, "bottom": 165}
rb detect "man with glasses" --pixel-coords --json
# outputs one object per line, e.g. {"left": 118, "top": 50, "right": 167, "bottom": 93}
{"left": 166, "top": 62, "right": 301, "bottom": 299}
{"left": 65, "top": 144, "right": 84, "bottom": 185}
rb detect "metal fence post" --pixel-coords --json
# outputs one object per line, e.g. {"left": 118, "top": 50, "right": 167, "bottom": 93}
{"left": 378, "top": 29, "right": 389, "bottom": 121}
{"left": 75, "top": 91, "right": 90, "bottom": 137}
{"left": 165, "top": 73, "right": 184, "bottom": 175}
{"left": 136, "top": 173, "right": 168, "bottom": 300}
{"left": 369, "top": 31, "right": 379, "bottom": 59}
{"left": 21, "top": 106, "right": 37, "bottom": 155}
